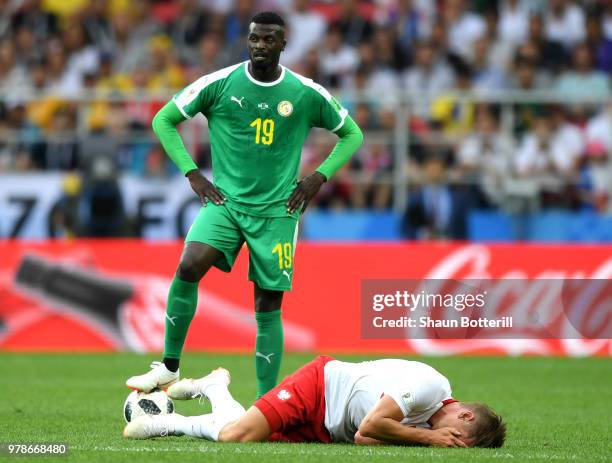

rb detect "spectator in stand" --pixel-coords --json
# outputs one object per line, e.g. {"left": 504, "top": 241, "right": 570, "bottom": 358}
{"left": 319, "top": 24, "right": 359, "bottom": 89}
{"left": 11, "top": 0, "right": 58, "bottom": 44}
{"left": 147, "top": 35, "right": 186, "bottom": 90}
{"left": 457, "top": 105, "right": 511, "bottom": 206}
{"left": 0, "top": 39, "right": 29, "bottom": 97}
{"left": 509, "top": 55, "right": 549, "bottom": 91}
{"left": 604, "top": 3, "right": 612, "bottom": 40}
{"left": 0, "top": 0, "right": 16, "bottom": 38}
{"left": 544, "top": 0, "right": 586, "bottom": 49}
{"left": 372, "top": 26, "right": 408, "bottom": 71}
{"left": 403, "top": 40, "right": 454, "bottom": 119}
{"left": 554, "top": 43, "right": 610, "bottom": 98}
{"left": 580, "top": 141, "right": 612, "bottom": 213}
{"left": 523, "top": 14, "right": 569, "bottom": 74}
{"left": 508, "top": 56, "right": 548, "bottom": 135}
{"left": 443, "top": 0, "right": 486, "bottom": 60}
{"left": 25, "top": 57, "right": 49, "bottom": 96}
{"left": 123, "top": 64, "right": 159, "bottom": 127}
{"left": 470, "top": 36, "right": 508, "bottom": 92}
{"left": 300, "top": 134, "right": 353, "bottom": 209}
{"left": 109, "top": 1, "right": 161, "bottom": 74}
{"left": 45, "top": 40, "right": 84, "bottom": 97}
{"left": 497, "top": 0, "right": 530, "bottom": 47}
{"left": 352, "top": 101, "right": 378, "bottom": 130}
{"left": 431, "top": 62, "right": 475, "bottom": 135}
{"left": 332, "top": 0, "right": 374, "bottom": 46}
{"left": 14, "top": 25, "right": 42, "bottom": 66}
{"left": 586, "top": 103, "right": 612, "bottom": 158}
{"left": 481, "top": 9, "right": 514, "bottom": 73}
{"left": 1, "top": 100, "right": 44, "bottom": 171}
{"left": 350, "top": 140, "right": 393, "bottom": 209}
{"left": 95, "top": 52, "right": 130, "bottom": 92}
{"left": 78, "top": 155, "right": 126, "bottom": 237}
{"left": 281, "top": 0, "right": 326, "bottom": 68}
{"left": 187, "top": 33, "right": 231, "bottom": 80}
{"left": 403, "top": 152, "right": 466, "bottom": 240}
{"left": 82, "top": 0, "right": 113, "bottom": 52}
{"left": 352, "top": 39, "right": 400, "bottom": 114}
{"left": 224, "top": 0, "right": 256, "bottom": 62}
{"left": 585, "top": 13, "right": 612, "bottom": 73}
{"left": 62, "top": 22, "right": 100, "bottom": 88}
{"left": 292, "top": 47, "right": 322, "bottom": 82}
{"left": 167, "top": 0, "right": 212, "bottom": 65}
{"left": 515, "top": 110, "right": 584, "bottom": 178}
{"left": 41, "top": 105, "right": 80, "bottom": 170}
{"left": 377, "top": 0, "right": 435, "bottom": 47}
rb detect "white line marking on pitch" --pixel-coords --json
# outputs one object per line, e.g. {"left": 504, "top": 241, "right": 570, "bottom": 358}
{"left": 84, "top": 446, "right": 607, "bottom": 460}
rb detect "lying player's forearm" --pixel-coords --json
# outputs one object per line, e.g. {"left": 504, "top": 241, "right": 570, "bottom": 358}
{"left": 152, "top": 101, "right": 198, "bottom": 175}
{"left": 316, "top": 116, "right": 363, "bottom": 180}
{"left": 359, "top": 417, "right": 432, "bottom": 446}
{"left": 354, "top": 430, "right": 384, "bottom": 445}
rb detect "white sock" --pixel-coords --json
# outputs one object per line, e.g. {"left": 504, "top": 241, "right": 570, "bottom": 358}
{"left": 205, "top": 383, "right": 246, "bottom": 422}
{"left": 173, "top": 414, "right": 218, "bottom": 440}
{"left": 174, "top": 384, "right": 246, "bottom": 441}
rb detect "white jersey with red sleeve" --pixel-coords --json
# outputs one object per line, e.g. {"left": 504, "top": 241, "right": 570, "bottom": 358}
{"left": 323, "top": 359, "right": 453, "bottom": 443}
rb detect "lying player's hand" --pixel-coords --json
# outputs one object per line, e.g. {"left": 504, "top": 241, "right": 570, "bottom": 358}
{"left": 287, "top": 172, "right": 326, "bottom": 214}
{"left": 427, "top": 427, "right": 467, "bottom": 448}
{"left": 186, "top": 169, "right": 225, "bottom": 205}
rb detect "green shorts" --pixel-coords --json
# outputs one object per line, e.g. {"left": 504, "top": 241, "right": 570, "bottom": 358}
{"left": 185, "top": 203, "right": 299, "bottom": 291}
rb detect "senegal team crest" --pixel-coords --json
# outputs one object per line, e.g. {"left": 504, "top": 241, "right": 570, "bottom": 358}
{"left": 277, "top": 100, "right": 293, "bottom": 117}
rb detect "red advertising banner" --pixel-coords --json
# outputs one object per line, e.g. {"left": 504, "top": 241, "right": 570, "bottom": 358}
{"left": 0, "top": 240, "right": 610, "bottom": 356}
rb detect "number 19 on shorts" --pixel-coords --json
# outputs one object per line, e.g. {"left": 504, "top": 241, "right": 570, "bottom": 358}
{"left": 272, "top": 242, "right": 292, "bottom": 269}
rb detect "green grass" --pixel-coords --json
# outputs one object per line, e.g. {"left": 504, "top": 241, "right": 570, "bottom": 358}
{"left": 0, "top": 353, "right": 610, "bottom": 462}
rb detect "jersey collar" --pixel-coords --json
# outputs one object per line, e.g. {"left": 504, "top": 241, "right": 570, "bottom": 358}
{"left": 244, "top": 61, "right": 286, "bottom": 87}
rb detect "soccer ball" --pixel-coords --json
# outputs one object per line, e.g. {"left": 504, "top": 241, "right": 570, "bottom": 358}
{"left": 123, "top": 389, "right": 174, "bottom": 423}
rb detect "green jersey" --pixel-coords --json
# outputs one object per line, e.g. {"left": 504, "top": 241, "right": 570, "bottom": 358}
{"left": 172, "top": 61, "right": 348, "bottom": 217}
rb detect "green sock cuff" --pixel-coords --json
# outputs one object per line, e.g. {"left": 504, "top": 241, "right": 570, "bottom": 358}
{"left": 255, "top": 309, "right": 282, "bottom": 322}
{"left": 172, "top": 276, "right": 199, "bottom": 292}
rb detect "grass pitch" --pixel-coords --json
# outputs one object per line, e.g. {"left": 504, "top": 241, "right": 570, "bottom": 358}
{"left": 0, "top": 353, "right": 610, "bottom": 463}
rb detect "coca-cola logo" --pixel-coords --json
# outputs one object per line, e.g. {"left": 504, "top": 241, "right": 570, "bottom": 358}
{"left": 403, "top": 245, "right": 612, "bottom": 355}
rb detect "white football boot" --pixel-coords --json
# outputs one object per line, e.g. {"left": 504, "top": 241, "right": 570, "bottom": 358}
{"left": 125, "top": 361, "right": 179, "bottom": 392}
{"left": 123, "top": 414, "right": 184, "bottom": 439}
{"left": 167, "top": 367, "right": 230, "bottom": 400}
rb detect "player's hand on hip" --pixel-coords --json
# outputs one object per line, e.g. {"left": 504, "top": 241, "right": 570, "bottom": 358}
{"left": 427, "top": 427, "right": 467, "bottom": 448}
{"left": 287, "top": 171, "right": 326, "bottom": 214}
{"left": 186, "top": 169, "right": 225, "bottom": 206}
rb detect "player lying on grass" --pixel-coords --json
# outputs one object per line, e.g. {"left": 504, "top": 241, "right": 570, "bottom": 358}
{"left": 124, "top": 356, "right": 506, "bottom": 448}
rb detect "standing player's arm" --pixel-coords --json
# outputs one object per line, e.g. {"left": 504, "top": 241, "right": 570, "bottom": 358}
{"left": 152, "top": 101, "right": 225, "bottom": 205}
{"left": 286, "top": 116, "right": 363, "bottom": 213}
{"left": 358, "top": 395, "right": 467, "bottom": 448}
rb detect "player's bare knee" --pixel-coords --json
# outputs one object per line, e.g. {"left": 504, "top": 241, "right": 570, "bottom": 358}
{"left": 177, "top": 254, "right": 204, "bottom": 281}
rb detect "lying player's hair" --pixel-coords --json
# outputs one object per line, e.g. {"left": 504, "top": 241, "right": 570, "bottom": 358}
{"left": 466, "top": 403, "right": 506, "bottom": 448}
{"left": 251, "top": 11, "right": 285, "bottom": 27}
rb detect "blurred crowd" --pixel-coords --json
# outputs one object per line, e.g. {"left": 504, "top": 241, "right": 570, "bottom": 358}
{"left": 0, "top": 0, "right": 611, "bottom": 237}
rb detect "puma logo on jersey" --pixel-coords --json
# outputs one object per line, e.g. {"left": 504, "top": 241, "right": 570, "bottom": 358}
{"left": 231, "top": 96, "right": 245, "bottom": 108}
{"left": 256, "top": 352, "right": 275, "bottom": 364}
{"left": 282, "top": 270, "right": 292, "bottom": 282}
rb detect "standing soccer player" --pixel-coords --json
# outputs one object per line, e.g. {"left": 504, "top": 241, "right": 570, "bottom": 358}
{"left": 126, "top": 12, "right": 364, "bottom": 398}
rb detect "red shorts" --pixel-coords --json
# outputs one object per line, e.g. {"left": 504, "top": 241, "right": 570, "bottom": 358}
{"left": 255, "top": 355, "right": 335, "bottom": 443}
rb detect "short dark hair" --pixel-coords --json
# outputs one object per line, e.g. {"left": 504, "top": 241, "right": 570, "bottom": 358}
{"left": 467, "top": 403, "right": 506, "bottom": 448}
{"left": 251, "top": 11, "right": 285, "bottom": 27}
